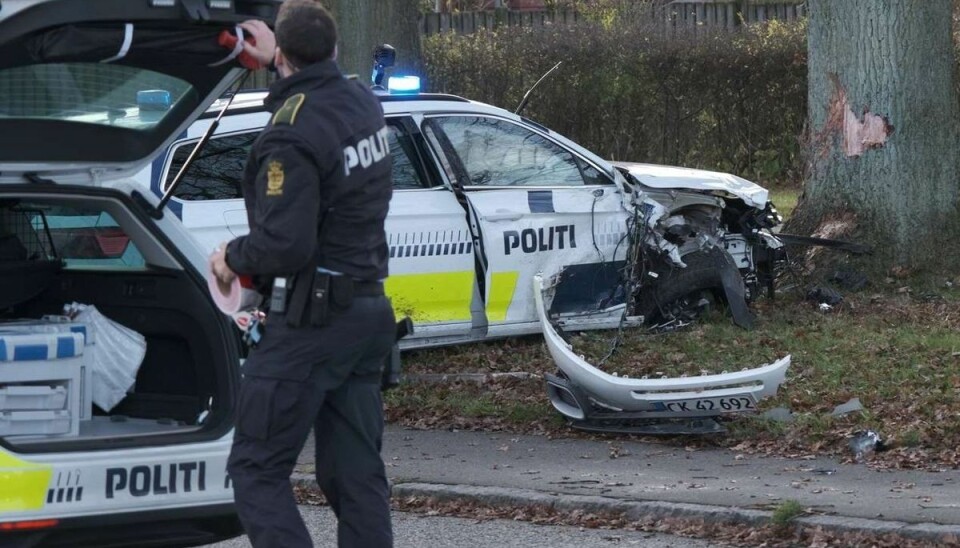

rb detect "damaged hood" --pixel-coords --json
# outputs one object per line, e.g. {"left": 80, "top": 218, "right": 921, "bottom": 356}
{"left": 612, "top": 162, "right": 769, "bottom": 209}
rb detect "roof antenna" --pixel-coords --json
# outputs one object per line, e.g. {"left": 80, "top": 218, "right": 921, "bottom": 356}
{"left": 515, "top": 61, "right": 562, "bottom": 116}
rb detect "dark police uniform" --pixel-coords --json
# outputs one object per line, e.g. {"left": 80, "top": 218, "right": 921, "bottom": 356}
{"left": 224, "top": 59, "right": 395, "bottom": 548}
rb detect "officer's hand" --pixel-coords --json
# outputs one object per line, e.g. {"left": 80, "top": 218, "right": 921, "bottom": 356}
{"left": 239, "top": 20, "right": 277, "bottom": 67}
{"left": 210, "top": 243, "right": 237, "bottom": 285}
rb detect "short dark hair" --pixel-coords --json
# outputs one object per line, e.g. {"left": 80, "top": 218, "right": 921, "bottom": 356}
{"left": 276, "top": 0, "right": 338, "bottom": 69}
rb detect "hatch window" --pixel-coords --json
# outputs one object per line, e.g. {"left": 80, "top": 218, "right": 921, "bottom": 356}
{"left": 0, "top": 63, "right": 193, "bottom": 131}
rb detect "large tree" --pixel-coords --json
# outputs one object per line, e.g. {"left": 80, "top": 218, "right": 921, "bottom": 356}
{"left": 327, "top": 0, "right": 424, "bottom": 83}
{"left": 792, "top": 0, "right": 960, "bottom": 269}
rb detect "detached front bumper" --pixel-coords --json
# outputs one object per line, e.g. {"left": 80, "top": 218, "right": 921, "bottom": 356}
{"left": 534, "top": 274, "right": 790, "bottom": 425}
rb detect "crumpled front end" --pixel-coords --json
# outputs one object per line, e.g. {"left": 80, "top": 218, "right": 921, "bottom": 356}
{"left": 534, "top": 273, "right": 790, "bottom": 434}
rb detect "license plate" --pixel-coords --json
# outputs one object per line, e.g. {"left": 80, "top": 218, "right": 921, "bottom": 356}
{"left": 653, "top": 395, "right": 757, "bottom": 414}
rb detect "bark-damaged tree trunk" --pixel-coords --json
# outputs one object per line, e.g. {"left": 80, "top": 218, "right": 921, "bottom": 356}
{"left": 327, "top": 0, "right": 424, "bottom": 85}
{"left": 791, "top": 0, "right": 960, "bottom": 268}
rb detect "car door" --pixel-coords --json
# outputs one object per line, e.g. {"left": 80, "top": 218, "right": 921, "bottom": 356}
{"left": 157, "top": 113, "right": 479, "bottom": 342}
{"left": 422, "top": 114, "right": 628, "bottom": 335}
{"left": 381, "top": 116, "right": 478, "bottom": 341}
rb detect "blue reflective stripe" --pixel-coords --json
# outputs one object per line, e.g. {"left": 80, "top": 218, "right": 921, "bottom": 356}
{"left": 528, "top": 190, "right": 555, "bottom": 213}
{"left": 14, "top": 345, "right": 48, "bottom": 361}
{"left": 0, "top": 338, "right": 7, "bottom": 361}
{"left": 56, "top": 336, "right": 76, "bottom": 359}
{"left": 69, "top": 325, "right": 88, "bottom": 344}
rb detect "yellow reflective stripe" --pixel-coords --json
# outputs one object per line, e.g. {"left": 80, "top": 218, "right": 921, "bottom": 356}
{"left": 385, "top": 271, "right": 474, "bottom": 323}
{"left": 0, "top": 449, "right": 52, "bottom": 512}
{"left": 486, "top": 271, "right": 519, "bottom": 322}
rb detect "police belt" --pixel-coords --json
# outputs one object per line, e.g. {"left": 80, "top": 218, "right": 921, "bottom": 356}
{"left": 282, "top": 270, "right": 384, "bottom": 328}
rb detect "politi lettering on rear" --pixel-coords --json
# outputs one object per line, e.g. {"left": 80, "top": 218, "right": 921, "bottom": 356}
{"left": 106, "top": 461, "right": 206, "bottom": 499}
{"left": 503, "top": 225, "right": 577, "bottom": 255}
{"left": 343, "top": 127, "right": 390, "bottom": 176}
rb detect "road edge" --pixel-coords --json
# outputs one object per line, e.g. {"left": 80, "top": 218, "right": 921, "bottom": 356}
{"left": 291, "top": 474, "right": 959, "bottom": 545}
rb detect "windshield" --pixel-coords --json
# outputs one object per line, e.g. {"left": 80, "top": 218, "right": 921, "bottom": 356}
{"left": 0, "top": 63, "right": 194, "bottom": 131}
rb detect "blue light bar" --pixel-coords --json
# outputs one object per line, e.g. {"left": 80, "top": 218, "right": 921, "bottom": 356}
{"left": 388, "top": 76, "right": 421, "bottom": 95}
{"left": 137, "top": 90, "right": 172, "bottom": 111}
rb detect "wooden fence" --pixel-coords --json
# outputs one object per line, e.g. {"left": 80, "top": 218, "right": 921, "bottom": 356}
{"left": 420, "top": 1, "right": 807, "bottom": 35}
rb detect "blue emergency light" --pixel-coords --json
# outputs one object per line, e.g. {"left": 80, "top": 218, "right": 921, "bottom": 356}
{"left": 137, "top": 90, "right": 173, "bottom": 111}
{"left": 387, "top": 76, "right": 421, "bottom": 95}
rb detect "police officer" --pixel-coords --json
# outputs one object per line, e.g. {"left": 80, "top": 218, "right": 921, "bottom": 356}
{"left": 209, "top": 2, "right": 395, "bottom": 546}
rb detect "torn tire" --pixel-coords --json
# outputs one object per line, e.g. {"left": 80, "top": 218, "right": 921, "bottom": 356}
{"left": 635, "top": 246, "right": 753, "bottom": 328}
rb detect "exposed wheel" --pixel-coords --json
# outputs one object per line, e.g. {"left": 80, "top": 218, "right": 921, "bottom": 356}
{"left": 635, "top": 246, "right": 742, "bottom": 325}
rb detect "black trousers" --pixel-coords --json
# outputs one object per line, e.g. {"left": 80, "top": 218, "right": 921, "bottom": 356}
{"left": 227, "top": 295, "right": 396, "bottom": 548}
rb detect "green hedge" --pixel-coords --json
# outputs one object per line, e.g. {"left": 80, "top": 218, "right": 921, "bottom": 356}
{"left": 423, "top": 19, "right": 808, "bottom": 186}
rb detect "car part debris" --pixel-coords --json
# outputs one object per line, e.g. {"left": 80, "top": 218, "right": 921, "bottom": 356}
{"left": 830, "top": 397, "right": 864, "bottom": 417}
{"left": 806, "top": 286, "right": 843, "bottom": 306}
{"left": 848, "top": 430, "right": 887, "bottom": 460}
{"left": 776, "top": 234, "right": 872, "bottom": 255}
{"left": 535, "top": 274, "right": 791, "bottom": 435}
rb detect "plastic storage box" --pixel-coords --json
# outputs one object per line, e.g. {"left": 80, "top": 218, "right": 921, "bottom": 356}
{"left": 0, "top": 331, "right": 85, "bottom": 438}
{"left": 0, "top": 318, "right": 94, "bottom": 420}
{"left": 0, "top": 385, "right": 67, "bottom": 410}
{"left": 0, "top": 410, "right": 72, "bottom": 436}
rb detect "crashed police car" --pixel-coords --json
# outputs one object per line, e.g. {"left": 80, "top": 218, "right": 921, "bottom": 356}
{"left": 0, "top": 1, "right": 789, "bottom": 544}
{"left": 139, "top": 57, "right": 792, "bottom": 435}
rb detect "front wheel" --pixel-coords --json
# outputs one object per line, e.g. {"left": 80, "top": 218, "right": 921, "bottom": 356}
{"left": 634, "top": 247, "right": 741, "bottom": 326}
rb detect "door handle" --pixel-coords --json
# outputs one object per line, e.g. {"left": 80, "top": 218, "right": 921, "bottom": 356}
{"left": 484, "top": 211, "right": 524, "bottom": 222}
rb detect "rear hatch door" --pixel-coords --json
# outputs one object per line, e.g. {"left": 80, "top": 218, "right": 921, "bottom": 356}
{"left": 0, "top": 0, "right": 280, "bottom": 185}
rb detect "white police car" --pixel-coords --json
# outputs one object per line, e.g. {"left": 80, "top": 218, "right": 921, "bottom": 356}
{"left": 0, "top": 1, "right": 788, "bottom": 544}
{"left": 135, "top": 69, "right": 792, "bottom": 435}
{"left": 137, "top": 81, "right": 787, "bottom": 344}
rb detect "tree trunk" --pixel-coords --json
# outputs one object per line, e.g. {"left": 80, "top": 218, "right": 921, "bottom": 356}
{"left": 792, "top": 0, "right": 960, "bottom": 269}
{"left": 327, "top": 0, "right": 424, "bottom": 84}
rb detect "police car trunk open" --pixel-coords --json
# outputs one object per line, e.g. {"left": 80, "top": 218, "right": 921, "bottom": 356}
{"left": 0, "top": 1, "right": 283, "bottom": 545}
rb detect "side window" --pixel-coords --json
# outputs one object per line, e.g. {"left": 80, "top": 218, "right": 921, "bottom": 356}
{"left": 165, "top": 132, "right": 257, "bottom": 201}
{"left": 388, "top": 123, "right": 428, "bottom": 190}
{"left": 166, "top": 125, "right": 428, "bottom": 194}
{"left": 426, "top": 116, "right": 595, "bottom": 188}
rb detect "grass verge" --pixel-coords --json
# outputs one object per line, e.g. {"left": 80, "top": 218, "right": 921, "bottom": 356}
{"left": 387, "top": 282, "right": 960, "bottom": 469}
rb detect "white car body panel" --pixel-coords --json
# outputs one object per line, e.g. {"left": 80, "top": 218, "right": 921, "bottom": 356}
{"left": 2, "top": 434, "right": 234, "bottom": 520}
{"left": 611, "top": 161, "right": 770, "bottom": 209}
{"left": 534, "top": 274, "right": 791, "bottom": 420}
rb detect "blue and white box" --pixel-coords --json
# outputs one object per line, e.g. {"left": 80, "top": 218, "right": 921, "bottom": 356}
{"left": 0, "top": 331, "right": 86, "bottom": 438}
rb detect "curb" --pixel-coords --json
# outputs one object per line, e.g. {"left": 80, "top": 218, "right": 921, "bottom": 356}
{"left": 291, "top": 474, "right": 960, "bottom": 545}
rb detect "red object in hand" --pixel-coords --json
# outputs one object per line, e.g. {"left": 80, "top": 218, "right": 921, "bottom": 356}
{"left": 218, "top": 29, "right": 265, "bottom": 70}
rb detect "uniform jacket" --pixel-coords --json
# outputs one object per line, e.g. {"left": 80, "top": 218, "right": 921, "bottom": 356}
{"left": 225, "top": 60, "right": 393, "bottom": 283}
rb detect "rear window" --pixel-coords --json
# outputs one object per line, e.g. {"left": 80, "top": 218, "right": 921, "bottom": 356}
{"left": 0, "top": 63, "right": 193, "bottom": 131}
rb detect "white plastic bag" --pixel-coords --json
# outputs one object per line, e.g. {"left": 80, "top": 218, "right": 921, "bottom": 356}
{"left": 65, "top": 303, "right": 146, "bottom": 412}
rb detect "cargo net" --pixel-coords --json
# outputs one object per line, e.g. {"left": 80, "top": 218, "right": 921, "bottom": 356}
{"left": 0, "top": 206, "right": 57, "bottom": 261}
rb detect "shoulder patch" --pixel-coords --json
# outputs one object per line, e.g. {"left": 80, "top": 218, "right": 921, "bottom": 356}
{"left": 271, "top": 93, "right": 306, "bottom": 126}
{"left": 266, "top": 160, "right": 284, "bottom": 197}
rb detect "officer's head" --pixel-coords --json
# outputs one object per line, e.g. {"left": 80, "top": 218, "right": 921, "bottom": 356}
{"left": 274, "top": 0, "right": 338, "bottom": 77}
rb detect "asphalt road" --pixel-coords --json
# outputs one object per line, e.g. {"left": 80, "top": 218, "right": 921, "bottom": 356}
{"left": 204, "top": 505, "right": 718, "bottom": 547}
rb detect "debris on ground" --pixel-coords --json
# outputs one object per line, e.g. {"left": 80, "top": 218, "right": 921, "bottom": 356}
{"left": 848, "top": 430, "right": 888, "bottom": 461}
{"left": 806, "top": 286, "right": 843, "bottom": 306}
{"left": 831, "top": 398, "right": 864, "bottom": 417}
